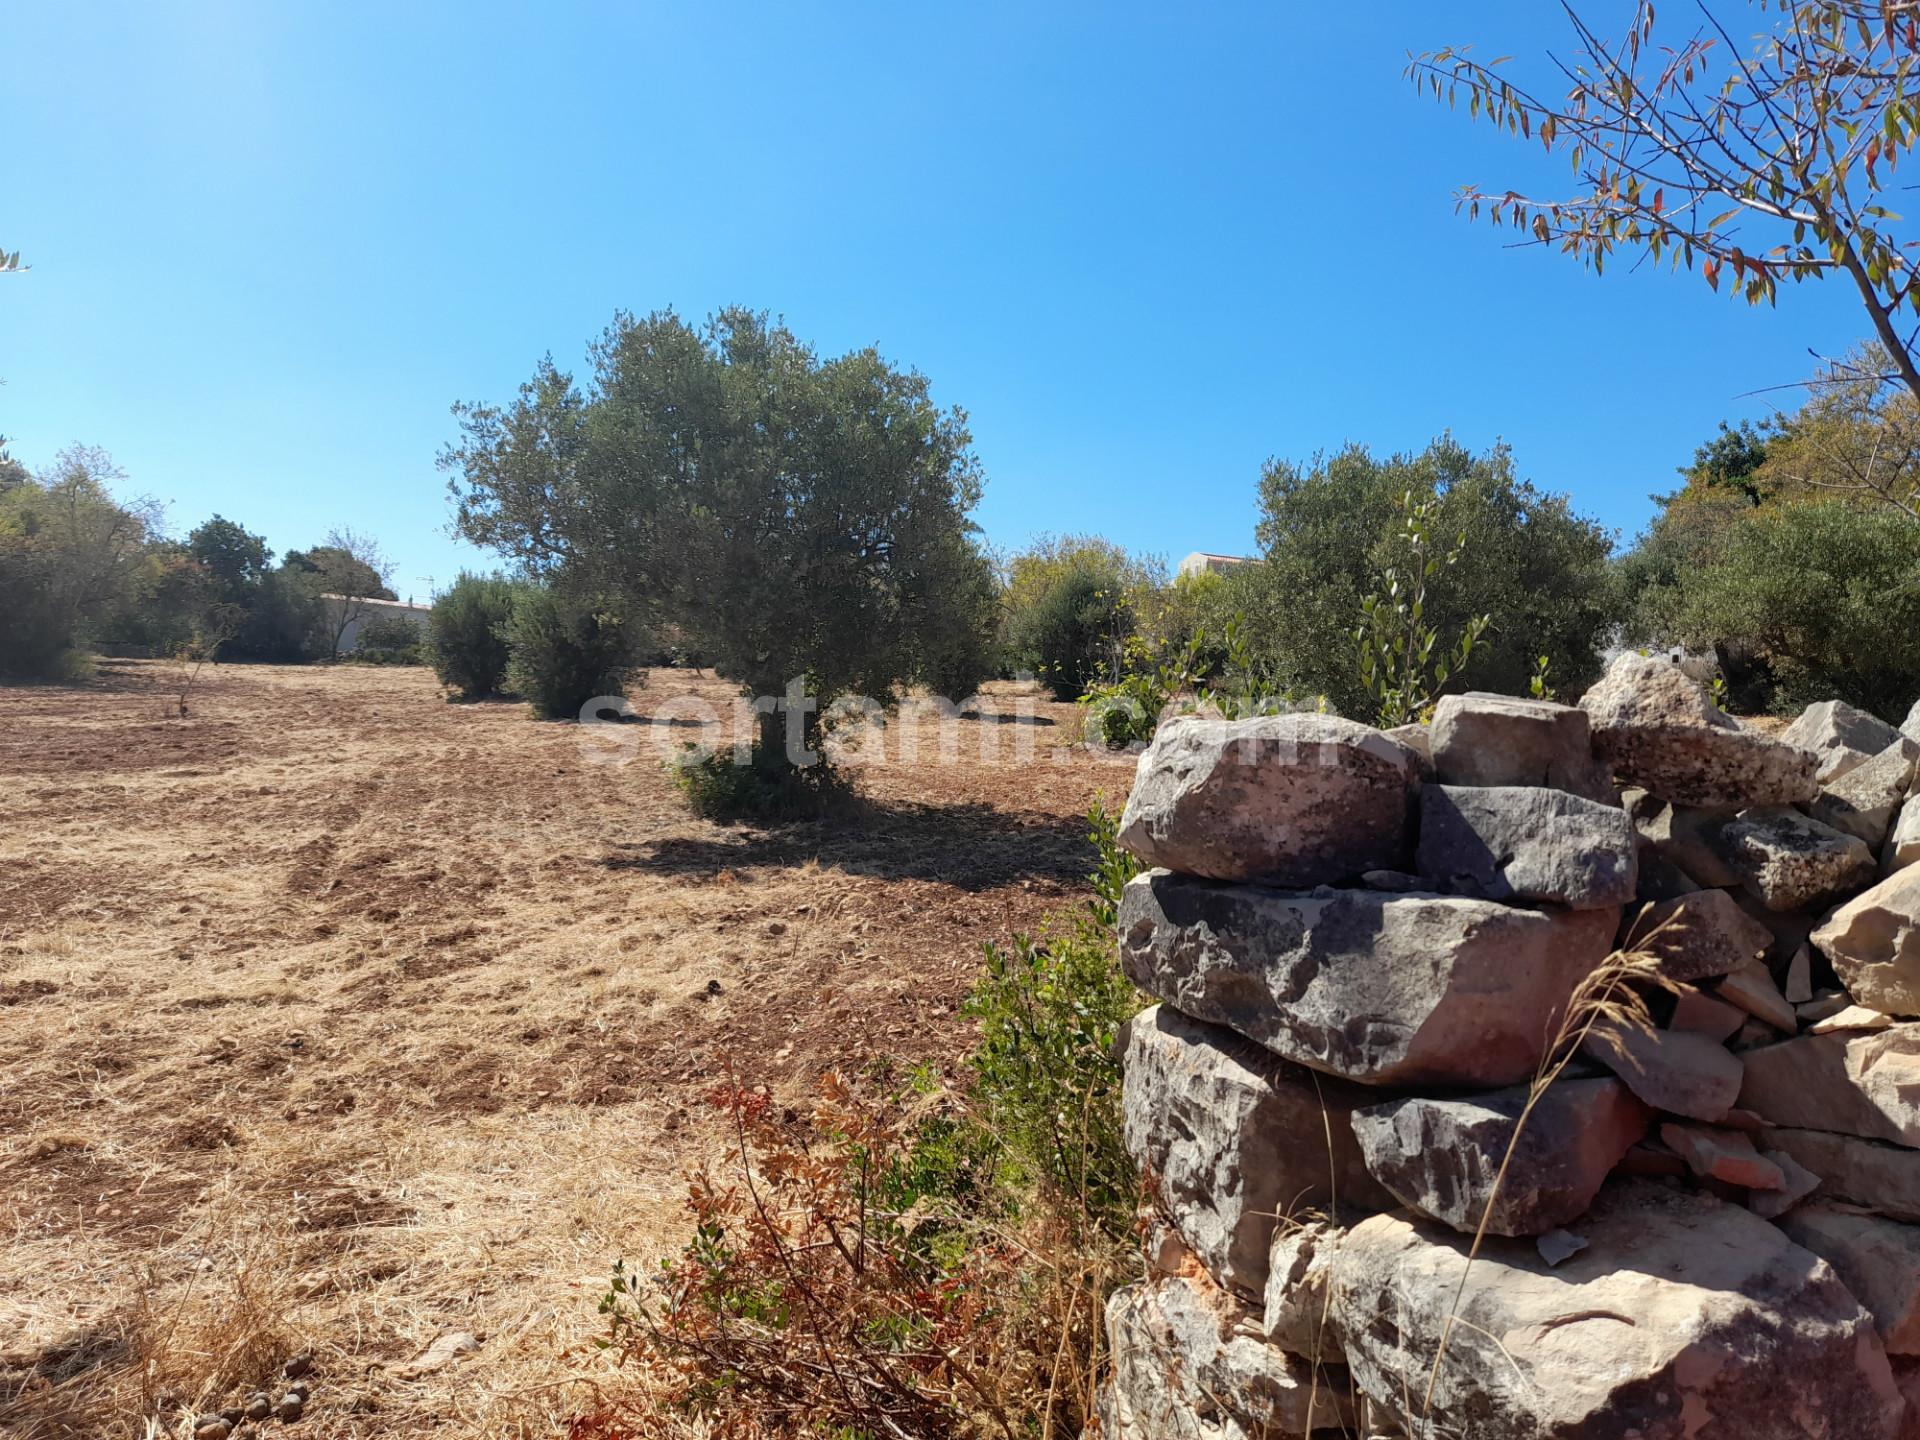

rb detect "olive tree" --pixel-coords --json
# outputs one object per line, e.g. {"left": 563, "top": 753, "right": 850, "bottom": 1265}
{"left": 445, "top": 308, "right": 992, "bottom": 763}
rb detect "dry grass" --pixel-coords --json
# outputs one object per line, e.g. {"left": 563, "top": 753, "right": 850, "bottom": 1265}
{"left": 0, "top": 660, "right": 1132, "bottom": 1438}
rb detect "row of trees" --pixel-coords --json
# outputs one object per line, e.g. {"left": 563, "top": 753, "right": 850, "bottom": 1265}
{"left": 997, "top": 353, "right": 1920, "bottom": 726}
{"left": 0, "top": 440, "right": 401, "bottom": 679}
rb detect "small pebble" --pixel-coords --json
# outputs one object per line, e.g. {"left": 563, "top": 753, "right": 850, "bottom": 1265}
{"left": 277, "top": 1394, "right": 305, "bottom": 1423}
{"left": 194, "top": 1420, "right": 231, "bottom": 1440}
{"left": 289, "top": 1379, "right": 312, "bottom": 1401}
{"left": 284, "top": 1353, "right": 313, "bottom": 1380}
{"left": 220, "top": 1407, "right": 245, "bottom": 1426}
{"left": 245, "top": 1393, "right": 272, "bottom": 1421}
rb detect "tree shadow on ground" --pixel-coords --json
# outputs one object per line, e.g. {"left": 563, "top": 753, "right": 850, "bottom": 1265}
{"left": 600, "top": 796, "right": 1094, "bottom": 893}
{"left": 0, "top": 1321, "right": 134, "bottom": 1437}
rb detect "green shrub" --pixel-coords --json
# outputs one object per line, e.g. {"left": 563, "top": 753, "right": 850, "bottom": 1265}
{"left": 1002, "top": 536, "right": 1160, "bottom": 700}
{"left": 1657, "top": 500, "right": 1920, "bottom": 718}
{"left": 427, "top": 571, "right": 521, "bottom": 698}
{"left": 502, "top": 585, "right": 638, "bottom": 719}
{"left": 351, "top": 614, "right": 426, "bottom": 665}
{"left": 966, "top": 800, "right": 1144, "bottom": 1230}
{"left": 1238, "top": 437, "right": 1622, "bottom": 716}
{"left": 583, "top": 801, "right": 1145, "bottom": 1439}
{"left": 672, "top": 743, "right": 851, "bottom": 821}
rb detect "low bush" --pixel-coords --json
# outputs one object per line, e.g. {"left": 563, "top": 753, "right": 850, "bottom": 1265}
{"left": 578, "top": 804, "right": 1146, "bottom": 1439}
{"left": 427, "top": 571, "right": 521, "bottom": 698}
{"left": 672, "top": 744, "right": 853, "bottom": 822}
{"left": 349, "top": 614, "right": 426, "bottom": 665}
{"left": 502, "top": 586, "right": 637, "bottom": 720}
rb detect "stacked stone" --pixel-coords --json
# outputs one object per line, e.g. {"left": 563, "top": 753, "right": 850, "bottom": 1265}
{"left": 1100, "top": 654, "right": 1920, "bottom": 1440}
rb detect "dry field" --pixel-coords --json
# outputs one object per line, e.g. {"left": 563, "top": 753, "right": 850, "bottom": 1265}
{"left": 0, "top": 660, "right": 1133, "bottom": 1438}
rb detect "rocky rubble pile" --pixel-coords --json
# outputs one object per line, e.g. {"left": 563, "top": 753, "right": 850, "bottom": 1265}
{"left": 1100, "top": 655, "right": 1920, "bottom": 1439}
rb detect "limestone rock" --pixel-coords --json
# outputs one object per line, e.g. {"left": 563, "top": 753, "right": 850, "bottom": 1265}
{"left": 1580, "top": 653, "right": 1820, "bottom": 808}
{"left": 1382, "top": 722, "right": 1432, "bottom": 778}
{"left": 1737, "top": 1025, "right": 1920, "bottom": 1145}
{"left": 1263, "top": 1220, "right": 1343, "bottom": 1363}
{"left": 1716, "top": 961, "right": 1799, "bottom": 1033}
{"left": 1350, "top": 1077, "right": 1648, "bottom": 1237}
{"left": 1414, "top": 784, "right": 1636, "bottom": 910}
{"left": 1429, "top": 692, "right": 1613, "bottom": 801}
{"left": 1666, "top": 986, "right": 1748, "bottom": 1042}
{"left": 1907, "top": 697, "right": 1920, "bottom": 744}
{"left": 1582, "top": 1016, "right": 1743, "bottom": 1122}
{"left": 1120, "top": 1004, "right": 1391, "bottom": 1296}
{"left": 1812, "top": 866, "right": 1920, "bottom": 1016}
{"left": 1785, "top": 943, "right": 1814, "bottom": 1003}
{"left": 1323, "top": 1180, "right": 1903, "bottom": 1440}
{"left": 1117, "top": 714, "right": 1418, "bottom": 885}
{"left": 1626, "top": 789, "right": 1744, "bottom": 888}
{"left": 1708, "top": 806, "right": 1878, "bottom": 912}
{"left": 1778, "top": 1207, "right": 1920, "bottom": 1355}
{"left": 1890, "top": 798, "right": 1920, "bottom": 873}
{"left": 1809, "top": 1004, "right": 1896, "bottom": 1034}
{"left": 1748, "top": 1149, "right": 1823, "bottom": 1220}
{"left": 1118, "top": 871, "right": 1617, "bottom": 1088}
{"left": 1104, "top": 1264, "right": 1356, "bottom": 1440}
{"left": 1810, "top": 736, "right": 1920, "bottom": 850}
{"left": 1660, "top": 1121, "right": 1786, "bottom": 1189}
{"left": 1764, "top": 1127, "right": 1920, "bottom": 1222}
{"left": 1782, "top": 699, "right": 1904, "bottom": 785}
{"left": 1625, "top": 889, "right": 1774, "bottom": 982}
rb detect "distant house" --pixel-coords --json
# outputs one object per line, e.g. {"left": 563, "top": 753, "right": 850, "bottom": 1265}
{"left": 324, "top": 595, "right": 435, "bottom": 653}
{"left": 1177, "top": 551, "right": 1255, "bottom": 579}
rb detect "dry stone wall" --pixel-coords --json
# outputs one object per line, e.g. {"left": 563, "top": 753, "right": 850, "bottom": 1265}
{"left": 1100, "top": 657, "right": 1920, "bottom": 1440}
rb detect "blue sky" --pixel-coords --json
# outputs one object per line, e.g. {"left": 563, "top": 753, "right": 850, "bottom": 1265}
{"left": 0, "top": 1, "right": 1882, "bottom": 599}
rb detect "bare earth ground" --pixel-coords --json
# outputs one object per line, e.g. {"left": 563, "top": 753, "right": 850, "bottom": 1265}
{"left": 0, "top": 661, "right": 1132, "bottom": 1438}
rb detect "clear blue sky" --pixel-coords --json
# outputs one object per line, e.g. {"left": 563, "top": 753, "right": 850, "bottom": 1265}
{"left": 0, "top": 1, "right": 1880, "bottom": 600}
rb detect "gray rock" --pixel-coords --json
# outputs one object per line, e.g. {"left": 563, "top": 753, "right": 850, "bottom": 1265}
{"left": 1103, "top": 1267, "right": 1356, "bottom": 1439}
{"left": 1812, "top": 866, "right": 1920, "bottom": 1016}
{"left": 1121, "top": 1004, "right": 1391, "bottom": 1297}
{"left": 1624, "top": 889, "right": 1774, "bottom": 983}
{"left": 1580, "top": 653, "right": 1820, "bottom": 808}
{"left": 1581, "top": 1015, "right": 1743, "bottom": 1122}
{"left": 1890, "top": 797, "right": 1920, "bottom": 873}
{"left": 1263, "top": 1220, "right": 1343, "bottom": 1363}
{"left": 1810, "top": 736, "right": 1920, "bottom": 850}
{"left": 1747, "top": 1149, "right": 1823, "bottom": 1219}
{"left": 1782, "top": 699, "right": 1905, "bottom": 785}
{"left": 1737, "top": 1025, "right": 1920, "bottom": 1145}
{"left": 1777, "top": 1207, "right": 1920, "bottom": 1355}
{"left": 1414, "top": 784, "right": 1636, "bottom": 910}
{"left": 1907, "top": 697, "right": 1920, "bottom": 744}
{"left": 1429, "top": 692, "right": 1614, "bottom": 801}
{"left": 1667, "top": 985, "right": 1748, "bottom": 1042}
{"left": 1322, "top": 1180, "right": 1902, "bottom": 1440}
{"left": 1118, "top": 871, "right": 1619, "bottom": 1088}
{"left": 1762, "top": 1126, "right": 1920, "bottom": 1223}
{"left": 1382, "top": 722, "right": 1432, "bottom": 778}
{"left": 1349, "top": 1077, "right": 1648, "bottom": 1237}
{"left": 1626, "top": 789, "right": 1745, "bottom": 888}
{"left": 1708, "top": 806, "right": 1878, "bottom": 911}
{"left": 1117, "top": 713, "right": 1419, "bottom": 885}
{"left": 1785, "top": 943, "right": 1814, "bottom": 1003}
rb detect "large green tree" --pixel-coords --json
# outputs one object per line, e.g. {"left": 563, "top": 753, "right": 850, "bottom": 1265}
{"left": 0, "top": 446, "right": 159, "bottom": 678}
{"left": 1237, "top": 437, "right": 1622, "bottom": 716}
{"left": 445, "top": 308, "right": 992, "bottom": 758}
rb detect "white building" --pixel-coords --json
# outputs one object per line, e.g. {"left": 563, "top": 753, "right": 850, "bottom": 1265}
{"left": 323, "top": 596, "right": 435, "bottom": 653}
{"left": 1177, "top": 551, "right": 1255, "bottom": 579}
